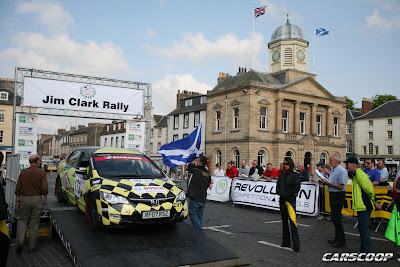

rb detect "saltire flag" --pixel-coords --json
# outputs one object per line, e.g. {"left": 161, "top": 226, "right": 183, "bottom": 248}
{"left": 158, "top": 120, "right": 203, "bottom": 168}
{"left": 316, "top": 28, "right": 329, "bottom": 36}
{"left": 254, "top": 6, "right": 267, "bottom": 18}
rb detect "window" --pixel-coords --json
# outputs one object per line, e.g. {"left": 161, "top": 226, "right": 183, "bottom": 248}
{"left": 346, "top": 123, "right": 352, "bottom": 134}
{"left": 157, "top": 142, "right": 161, "bottom": 151}
{"left": 150, "top": 129, "right": 154, "bottom": 137}
{"left": 387, "top": 119, "right": 393, "bottom": 125}
{"left": 282, "top": 110, "right": 288, "bottom": 133}
{"left": 184, "top": 113, "right": 189, "bottom": 128}
{"left": 113, "top": 124, "right": 116, "bottom": 131}
{"left": 183, "top": 134, "right": 188, "bottom": 138}
{"left": 116, "top": 137, "right": 119, "bottom": 147}
{"left": 363, "top": 146, "right": 367, "bottom": 155}
{"left": 0, "top": 110, "right": 4, "bottom": 122}
{"left": 158, "top": 128, "right": 162, "bottom": 137}
{"left": 368, "top": 143, "right": 373, "bottom": 155}
{"left": 110, "top": 137, "right": 114, "bottom": 147}
{"left": 316, "top": 115, "right": 322, "bottom": 136}
{"left": 118, "top": 123, "right": 121, "bottom": 130}
{"left": 258, "top": 150, "right": 266, "bottom": 167}
{"left": 300, "top": 112, "right": 305, "bottom": 134}
{"left": 260, "top": 107, "right": 267, "bottom": 129}
{"left": 107, "top": 125, "right": 110, "bottom": 131}
{"left": 368, "top": 132, "right": 373, "bottom": 140}
{"left": 233, "top": 150, "right": 240, "bottom": 168}
{"left": 284, "top": 48, "right": 293, "bottom": 66}
{"left": 216, "top": 150, "right": 222, "bottom": 166}
{"left": 285, "top": 151, "right": 293, "bottom": 160}
{"left": 375, "top": 146, "right": 379, "bottom": 155}
{"left": 173, "top": 134, "right": 178, "bottom": 141}
{"left": 150, "top": 142, "right": 153, "bottom": 154}
{"left": 121, "top": 136, "right": 124, "bottom": 148}
{"left": 388, "top": 146, "right": 393, "bottom": 155}
{"left": 174, "top": 115, "right": 179, "bottom": 129}
{"left": 104, "top": 138, "right": 107, "bottom": 146}
{"left": 346, "top": 140, "right": 352, "bottom": 153}
{"left": 194, "top": 112, "right": 200, "bottom": 127}
{"left": 200, "top": 96, "right": 207, "bottom": 104}
{"left": 368, "top": 120, "right": 373, "bottom": 126}
{"left": 233, "top": 108, "right": 239, "bottom": 129}
{"left": 320, "top": 153, "right": 327, "bottom": 164}
{"left": 67, "top": 151, "right": 81, "bottom": 167}
{"left": 216, "top": 111, "right": 221, "bottom": 131}
{"left": 184, "top": 99, "right": 192, "bottom": 107}
{"left": 333, "top": 117, "right": 339, "bottom": 136}
{"left": 388, "top": 131, "right": 393, "bottom": 139}
{"left": 0, "top": 92, "right": 8, "bottom": 100}
{"left": 0, "top": 130, "right": 3, "bottom": 143}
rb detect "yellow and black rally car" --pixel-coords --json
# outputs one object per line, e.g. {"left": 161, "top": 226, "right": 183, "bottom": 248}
{"left": 56, "top": 147, "right": 188, "bottom": 229}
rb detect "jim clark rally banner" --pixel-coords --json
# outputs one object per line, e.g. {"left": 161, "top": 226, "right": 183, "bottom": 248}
{"left": 207, "top": 176, "right": 232, "bottom": 202}
{"left": 14, "top": 113, "right": 38, "bottom": 172}
{"left": 232, "top": 179, "right": 319, "bottom": 216}
{"left": 23, "top": 77, "right": 143, "bottom": 115}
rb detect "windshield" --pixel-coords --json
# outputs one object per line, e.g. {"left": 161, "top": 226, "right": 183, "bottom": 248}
{"left": 93, "top": 153, "right": 164, "bottom": 178}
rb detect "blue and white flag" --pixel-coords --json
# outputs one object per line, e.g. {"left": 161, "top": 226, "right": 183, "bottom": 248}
{"left": 316, "top": 28, "right": 329, "bottom": 36}
{"left": 158, "top": 120, "right": 203, "bottom": 168}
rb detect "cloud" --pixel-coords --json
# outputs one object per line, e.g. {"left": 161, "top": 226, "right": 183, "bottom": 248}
{"left": 146, "top": 32, "right": 264, "bottom": 67}
{"left": 141, "top": 28, "right": 157, "bottom": 42}
{"left": 16, "top": 0, "right": 74, "bottom": 33}
{"left": 152, "top": 74, "right": 212, "bottom": 114}
{"left": 0, "top": 32, "right": 132, "bottom": 78}
{"left": 365, "top": 7, "right": 400, "bottom": 32}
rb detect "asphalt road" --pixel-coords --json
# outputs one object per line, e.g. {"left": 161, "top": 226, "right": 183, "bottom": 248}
{"left": 6, "top": 173, "right": 400, "bottom": 266}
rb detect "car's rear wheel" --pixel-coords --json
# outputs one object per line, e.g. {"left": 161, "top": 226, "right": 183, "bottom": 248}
{"left": 87, "top": 195, "right": 101, "bottom": 230}
{"left": 55, "top": 178, "right": 66, "bottom": 202}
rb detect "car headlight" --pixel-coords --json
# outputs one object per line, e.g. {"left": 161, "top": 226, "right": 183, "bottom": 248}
{"left": 100, "top": 191, "right": 129, "bottom": 204}
{"left": 176, "top": 191, "right": 186, "bottom": 201}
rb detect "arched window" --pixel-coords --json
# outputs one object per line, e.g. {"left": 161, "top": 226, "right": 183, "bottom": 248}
{"left": 233, "top": 150, "right": 240, "bottom": 168}
{"left": 285, "top": 151, "right": 293, "bottom": 160}
{"left": 216, "top": 150, "right": 222, "bottom": 166}
{"left": 258, "top": 150, "right": 266, "bottom": 167}
{"left": 320, "top": 153, "right": 327, "bottom": 165}
{"left": 368, "top": 143, "right": 374, "bottom": 155}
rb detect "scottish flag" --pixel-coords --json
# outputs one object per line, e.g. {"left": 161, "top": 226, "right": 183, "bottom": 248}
{"left": 316, "top": 28, "right": 329, "bottom": 36}
{"left": 158, "top": 120, "right": 203, "bottom": 168}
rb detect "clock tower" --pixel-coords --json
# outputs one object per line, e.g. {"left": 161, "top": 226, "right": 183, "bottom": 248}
{"left": 268, "top": 18, "right": 309, "bottom": 74}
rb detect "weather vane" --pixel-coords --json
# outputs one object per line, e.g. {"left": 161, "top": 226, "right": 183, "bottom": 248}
{"left": 283, "top": 12, "right": 292, "bottom": 22}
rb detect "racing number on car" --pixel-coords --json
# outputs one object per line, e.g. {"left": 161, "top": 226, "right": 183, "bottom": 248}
{"left": 73, "top": 174, "right": 85, "bottom": 199}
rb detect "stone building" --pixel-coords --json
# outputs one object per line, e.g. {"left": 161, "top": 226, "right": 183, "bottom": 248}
{"left": 346, "top": 109, "right": 362, "bottom": 158}
{"left": 205, "top": 20, "right": 347, "bottom": 172}
{"left": 69, "top": 123, "right": 105, "bottom": 151}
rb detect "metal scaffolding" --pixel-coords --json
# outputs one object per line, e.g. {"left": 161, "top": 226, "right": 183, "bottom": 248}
{"left": 13, "top": 67, "right": 152, "bottom": 155}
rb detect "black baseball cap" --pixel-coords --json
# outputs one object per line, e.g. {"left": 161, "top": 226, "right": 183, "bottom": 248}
{"left": 316, "top": 162, "right": 324, "bottom": 167}
{"left": 344, "top": 157, "right": 359, "bottom": 165}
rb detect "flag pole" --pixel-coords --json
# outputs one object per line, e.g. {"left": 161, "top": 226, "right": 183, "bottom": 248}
{"left": 252, "top": 7, "right": 255, "bottom": 70}
{"left": 312, "top": 27, "right": 316, "bottom": 73}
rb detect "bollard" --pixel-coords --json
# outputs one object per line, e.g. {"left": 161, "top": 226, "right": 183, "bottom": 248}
{"left": 50, "top": 170, "right": 52, "bottom": 175}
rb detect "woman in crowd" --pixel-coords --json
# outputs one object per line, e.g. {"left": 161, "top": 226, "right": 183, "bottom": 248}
{"left": 276, "top": 157, "right": 301, "bottom": 252}
{"left": 213, "top": 164, "right": 224, "bottom": 176}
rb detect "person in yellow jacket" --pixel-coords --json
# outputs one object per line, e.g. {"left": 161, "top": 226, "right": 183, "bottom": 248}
{"left": 345, "top": 157, "right": 381, "bottom": 253}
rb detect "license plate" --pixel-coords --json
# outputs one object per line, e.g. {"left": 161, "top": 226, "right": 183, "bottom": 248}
{"left": 142, "top": 210, "right": 170, "bottom": 219}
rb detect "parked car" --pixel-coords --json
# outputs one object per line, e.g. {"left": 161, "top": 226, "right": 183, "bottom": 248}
{"left": 44, "top": 162, "right": 57, "bottom": 172}
{"left": 56, "top": 147, "right": 188, "bottom": 229}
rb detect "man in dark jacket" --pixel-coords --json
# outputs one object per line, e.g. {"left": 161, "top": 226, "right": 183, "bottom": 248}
{"left": 297, "top": 163, "right": 309, "bottom": 182}
{"left": 249, "top": 160, "right": 264, "bottom": 177}
{"left": 187, "top": 156, "right": 211, "bottom": 232}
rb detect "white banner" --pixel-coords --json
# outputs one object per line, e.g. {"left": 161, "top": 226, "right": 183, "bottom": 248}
{"left": 14, "top": 113, "right": 38, "bottom": 171}
{"left": 23, "top": 77, "right": 143, "bottom": 115}
{"left": 232, "top": 179, "right": 319, "bottom": 216}
{"left": 125, "top": 121, "right": 145, "bottom": 153}
{"left": 207, "top": 176, "right": 232, "bottom": 202}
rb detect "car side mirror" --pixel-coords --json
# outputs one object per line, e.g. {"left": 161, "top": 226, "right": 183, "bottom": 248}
{"left": 76, "top": 167, "right": 88, "bottom": 175}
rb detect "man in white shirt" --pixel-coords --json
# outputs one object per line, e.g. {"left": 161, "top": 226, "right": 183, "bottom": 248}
{"left": 377, "top": 160, "right": 389, "bottom": 186}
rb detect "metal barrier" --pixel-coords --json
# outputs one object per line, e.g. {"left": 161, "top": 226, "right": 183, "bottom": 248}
{"left": 5, "top": 154, "right": 20, "bottom": 223}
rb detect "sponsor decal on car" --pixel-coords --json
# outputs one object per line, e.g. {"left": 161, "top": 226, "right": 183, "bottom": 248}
{"left": 133, "top": 186, "right": 167, "bottom": 194}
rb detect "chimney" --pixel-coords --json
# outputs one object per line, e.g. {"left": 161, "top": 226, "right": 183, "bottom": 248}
{"left": 361, "top": 97, "right": 373, "bottom": 114}
{"left": 57, "top": 128, "right": 66, "bottom": 135}
{"left": 218, "top": 72, "right": 229, "bottom": 84}
{"left": 70, "top": 126, "right": 76, "bottom": 132}
{"left": 78, "top": 124, "right": 85, "bottom": 129}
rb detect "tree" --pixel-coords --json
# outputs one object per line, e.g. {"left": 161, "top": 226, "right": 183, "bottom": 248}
{"left": 372, "top": 94, "right": 398, "bottom": 109}
{"left": 345, "top": 96, "right": 360, "bottom": 111}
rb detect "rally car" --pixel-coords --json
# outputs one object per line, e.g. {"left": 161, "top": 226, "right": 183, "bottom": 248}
{"left": 44, "top": 162, "right": 57, "bottom": 172}
{"left": 56, "top": 147, "right": 188, "bottom": 229}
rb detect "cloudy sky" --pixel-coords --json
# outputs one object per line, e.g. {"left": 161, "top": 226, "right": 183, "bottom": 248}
{"left": 0, "top": 0, "right": 399, "bottom": 134}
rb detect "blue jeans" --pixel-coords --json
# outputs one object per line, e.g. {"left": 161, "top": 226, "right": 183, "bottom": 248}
{"left": 357, "top": 208, "right": 372, "bottom": 253}
{"left": 189, "top": 198, "right": 205, "bottom": 233}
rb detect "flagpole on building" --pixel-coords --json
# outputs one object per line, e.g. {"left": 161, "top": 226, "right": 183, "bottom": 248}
{"left": 252, "top": 7, "right": 255, "bottom": 70}
{"left": 312, "top": 27, "right": 316, "bottom": 73}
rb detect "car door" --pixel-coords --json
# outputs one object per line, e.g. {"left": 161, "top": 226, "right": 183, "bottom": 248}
{"left": 74, "top": 151, "right": 91, "bottom": 211}
{"left": 63, "top": 150, "right": 82, "bottom": 204}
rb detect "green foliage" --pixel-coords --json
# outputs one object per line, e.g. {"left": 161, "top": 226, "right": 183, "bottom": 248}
{"left": 372, "top": 94, "right": 398, "bottom": 109}
{"left": 345, "top": 96, "right": 360, "bottom": 111}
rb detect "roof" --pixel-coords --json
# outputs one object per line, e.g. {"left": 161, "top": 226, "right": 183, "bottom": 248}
{"left": 270, "top": 21, "right": 307, "bottom": 43}
{"left": 355, "top": 100, "right": 400, "bottom": 120}
{"left": 153, "top": 115, "right": 163, "bottom": 124}
{"left": 346, "top": 109, "right": 362, "bottom": 122}
{"left": 70, "top": 126, "right": 93, "bottom": 135}
{"left": 0, "top": 88, "right": 21, "bottom": 105}
{"left": 168, "top": 103, "right": 207, "bottom": 116}
{"left": 210, "top": 70, "right": 281, "bottom": 94}
{"left": 155, "top": 115, "right": 168, "bottom": 128}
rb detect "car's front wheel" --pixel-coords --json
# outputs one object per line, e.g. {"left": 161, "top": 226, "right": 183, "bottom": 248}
{"left": 55, "top": 178, "right": 66, "bottom": 202}
{"left": 87, "top": 195, "right": 101, "bottom": 230}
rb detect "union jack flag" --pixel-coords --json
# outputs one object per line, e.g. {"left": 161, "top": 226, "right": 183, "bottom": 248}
{"left": 254, "top": 6, "right": 267, "bottom": 18}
